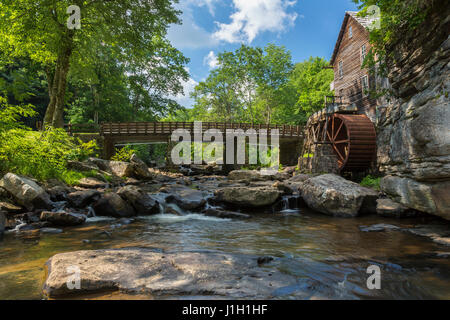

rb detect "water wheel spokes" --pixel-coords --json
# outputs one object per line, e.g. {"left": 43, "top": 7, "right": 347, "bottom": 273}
{"left": 326, "top": 115, "right": 350, "bottom": 168}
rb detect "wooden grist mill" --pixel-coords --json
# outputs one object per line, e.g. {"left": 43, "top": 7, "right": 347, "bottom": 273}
{"left": 299, "top": 96, "right": 377, "bottom": 174}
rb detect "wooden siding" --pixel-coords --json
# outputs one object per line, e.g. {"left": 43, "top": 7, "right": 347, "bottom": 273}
{"left": 332, "top": 15, "right": 377, "bottom": 121}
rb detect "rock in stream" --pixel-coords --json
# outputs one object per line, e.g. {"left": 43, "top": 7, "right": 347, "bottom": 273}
{"left": 43, "top": 248, "right": 299, "bottom": 299}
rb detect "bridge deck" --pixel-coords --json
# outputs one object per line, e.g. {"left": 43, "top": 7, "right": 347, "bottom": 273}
{"left": 99, "top": 122, "right": 303, "bottom": 138}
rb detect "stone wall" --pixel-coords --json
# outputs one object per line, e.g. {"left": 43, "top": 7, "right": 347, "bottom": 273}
{"left": 376, "top": 1, "right": 450, "bottom": 220}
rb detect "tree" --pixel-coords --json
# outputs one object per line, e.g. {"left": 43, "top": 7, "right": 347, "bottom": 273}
{"left": 255, "top": 44, "right": 293, "bottom": 124}
{"left": 190, "top": 44, "right": 293, "bottom": 124}
{"left": 288, "top": 57, "right": 334, "bottom": 120}
{"left": 0, "top": 0, "right": 188, "bottom": 127}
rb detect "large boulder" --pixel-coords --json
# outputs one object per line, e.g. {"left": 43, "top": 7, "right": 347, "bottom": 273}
{"left": 301, "top": 174, "right": 378, "bottom": 217}
{"left": 43, "top": 248, "right": 298, "bottom": 299}
{"left": 0, "top": 201, "right": 23, "bottom": 214}
{"left": 92, "top": 193, "right": 136, "bottom": 218}
{"left": 130, "top": 154, "right": 152, "bottom": 180}
{"left": 0, "top": 173, "right": 52, "bottom": 211}
{"left": 228, "top": 170, "right": 266, "bottom": 181}
{"left": 202, "top": 208, "right": 251, "bottom": 219}
{"left": 86, "top": 158, "right": 111, "bottom": 172}
{"left": 0, "top": 187, "right": 9, "bottom": 200}
{"left": 380, "top": 175, "right": 450, "bottom": 220}
{"left": 40, "top": 211, "right": 86, "bottom": 226}
{"left": 376, "top": 198, "right": 418, "bottom": 218}
{"left": 76, "top": 177, "right": 107, "bottom": 189}
{"left": 46, "top": 185, "right": 72, "bottom": 202}
{"left": 214, "top": 186, "right": 281, "bottom": 208}
{"left": 67, "top": 160, "right": 99, "bottom": 172}
{"left": 67, "top": 190, "right": 101, "bottom": 208}
{"left": 163, "top": 186, "right": 207, "bottom": 211}
{"left": 108, "top": 161, "right": 134, "bottom": 178}
{"left": 117, "top": 185, "right": 160, "bottom": 215}
{"left": 288, "top": 174, "right": 311, "bottom": 183}
{"left": 375, "top": 10, "right": 450, "bottom": 221}
{"left": 227, "top": 170, "right": 288, "bottom": 182}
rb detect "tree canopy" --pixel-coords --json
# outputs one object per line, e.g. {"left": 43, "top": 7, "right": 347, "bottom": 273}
{"left": 177, "top": 45, "right": 333, "bottom": 125}
{"left": 0, "top": 0, "right": 189, "bottom": 127}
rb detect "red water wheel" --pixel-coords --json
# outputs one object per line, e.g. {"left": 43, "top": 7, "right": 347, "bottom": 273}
{"left": 325, "top": 114, "right": 376, "bottom": 172}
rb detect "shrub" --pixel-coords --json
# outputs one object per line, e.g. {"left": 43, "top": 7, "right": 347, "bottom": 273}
{"left": 0, "top": 97, "right": 98, "bottom": 182}
{"left": 0, "top": 128, "right": 98, "bottom": 181}
{"left": 360, "top": 175, "right": 381, "bottom": 190}
{"left": 111, "top": 146, "right": 136, "bottom": 162}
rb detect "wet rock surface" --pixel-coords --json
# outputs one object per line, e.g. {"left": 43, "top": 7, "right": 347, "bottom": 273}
{"left": 202, "top": 208, "right": 251, "bottom": 219}
{"left": 43, "top": 248, "right": 298, "bottom": 299}
{"left": 40, "top": 211, "right": 86, "bottom": 226}
{"left": 92, "top": 193, "right": 136, "bottom": 218}
{"left": 214, "top": 186, "right": 281, "bottom": 208}
{"left": 359, "top": 223, "right": 450, "bottom": 246}
{"left": 117, "top": 185, "right": 160, "bottom": 215}
{"left": 67, "top": 190, "right": 101, "bottom": 208}
{"left": 163, "top": 185, "right": 207, "bottom": 211}
{"left": 376, "top": 198, "right": 418, "bottom": 218}
{"left": 380, "top": 176, "right": 450, "bottom": 220}
{"left": 301, "top": 174, "right": 378, "bottom": 217}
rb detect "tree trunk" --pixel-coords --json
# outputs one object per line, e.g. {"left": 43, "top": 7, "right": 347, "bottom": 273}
{"left": 43, "top": 35, "right": 74, "bottom": 128}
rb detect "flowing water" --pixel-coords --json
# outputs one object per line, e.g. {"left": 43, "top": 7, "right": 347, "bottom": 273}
{"left": 0, "top": 205, "right": 449, "bottom": 299}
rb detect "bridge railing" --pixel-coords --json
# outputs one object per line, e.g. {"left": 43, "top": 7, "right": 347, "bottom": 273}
{"left": 64, "top": 123, "right": 100, "bottom": 135}
{"left": 99, "top": 122, "right": 303, "bottom": 138}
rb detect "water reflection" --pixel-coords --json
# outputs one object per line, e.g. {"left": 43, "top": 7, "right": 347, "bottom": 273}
{"left": 0, "top": 208, "right": 449, "bottom": 299}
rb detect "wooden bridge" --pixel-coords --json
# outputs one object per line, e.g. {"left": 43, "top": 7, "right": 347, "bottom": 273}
{"left": 62, "top": 121, "right": 304, "bottom": 165}
{"left": 64, "top": 122, "right": 302, "bottom": 137}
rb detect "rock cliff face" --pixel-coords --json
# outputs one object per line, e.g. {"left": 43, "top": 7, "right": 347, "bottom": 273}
{"left": 376, "top": 2, "right": 450, "bottom": 219}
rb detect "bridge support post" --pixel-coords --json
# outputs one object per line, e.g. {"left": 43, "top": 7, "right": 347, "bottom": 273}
{"left": 280, "top": 138, "right": 303, "bottom": 166}
{"left": 103, "top": 138, "right": 115, "bottom": 160}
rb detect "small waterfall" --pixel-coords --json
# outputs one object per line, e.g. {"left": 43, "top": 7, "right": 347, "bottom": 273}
{"left": 151, "top": 193, "right": 186, "bottom": 216}
{"left": 87, "top": 206, "right": 96, "bottom": 218}
{"left": 278, "top": 195, "right": 301, "bottom": 214}
{"left": 52, "top": 201, "right": 67, "bottom": 212}
{"left": 6, "top": 218, "right": 27, "bottom": 233}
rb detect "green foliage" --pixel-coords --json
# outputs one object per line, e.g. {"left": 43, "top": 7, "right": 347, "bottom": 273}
{"left": 111, "top": 143, "right": 165, "bottom": 165}
{"left": 0, "top": 59, "right": 49, "bottom": 123}
{"left": 0, "top": 96, "right": 36, "bottom": 132}
{"left": 171, "top": 45, "right": 333, "bottom": 126}
{"left": 0, "top": 127, "right": 97, "bottom": 181}
{"left": 354, "top": 0, "right": 432, "bottom": 78}
{"left": 188, "top": 44, "right": 294, "bottom": 124}
{"left": 111, "top": 146, "right": 136, "bottom": 162}
{"left": 360, "top": 175, "right": 381, "bottom": 190}
{"left": 289, "top": 57, "right": 334, "bottom": 120}
{"left": 0, "top": 0, "right": 189, "bottom": 126}
{"left": 61, "top": 169, "right": 99, "bottom": 186}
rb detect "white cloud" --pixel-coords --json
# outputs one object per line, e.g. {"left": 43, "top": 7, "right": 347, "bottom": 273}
{"left": 213, "top": 0, "right": 298, "bottom": 43}
{"left": 203, "top": 51, "right": 219, "bottom": 69}
{"left": 167, "top": 0, "right": 219, "bottom": 49}
{"left": 194, "top": 0, "right": 218, "bottom": 16}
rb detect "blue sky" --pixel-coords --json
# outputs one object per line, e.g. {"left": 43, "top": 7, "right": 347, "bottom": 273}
{"left": 167, "top": 0, "right": 359, "bottom": 107}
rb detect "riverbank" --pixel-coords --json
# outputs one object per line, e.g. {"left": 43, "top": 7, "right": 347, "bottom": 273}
{"left": 0, "top": 156, "right": 449, "bottom": 299}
